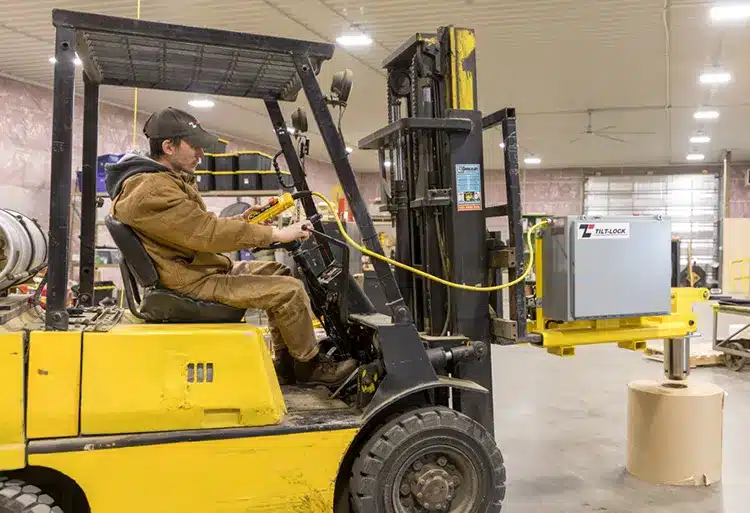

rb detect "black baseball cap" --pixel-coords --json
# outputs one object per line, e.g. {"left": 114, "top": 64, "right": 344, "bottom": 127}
{"left": 143, "top": 107, "right": 219, "bottom": 149}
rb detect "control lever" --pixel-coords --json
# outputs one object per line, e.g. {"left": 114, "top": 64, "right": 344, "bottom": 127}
{"left": 259, "top": 214, "right": 322, "bottom": 252}
{"left": 302, "top": 223, "right": 350, "bottom": 325}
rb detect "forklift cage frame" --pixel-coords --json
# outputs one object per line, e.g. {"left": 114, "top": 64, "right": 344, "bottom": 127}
{"left": 47, "top": 9, "right": 408, "bottom": 330}
{"left": 46, "top": 9, "right": 493, "bottom": 428}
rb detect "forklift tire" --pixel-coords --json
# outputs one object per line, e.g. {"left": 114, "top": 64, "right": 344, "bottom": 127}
{"left": 350, "top": 406, "right": 506, "bottom": 513}
{"left": 0, "top": 477, "right": 62, "bottom": 513}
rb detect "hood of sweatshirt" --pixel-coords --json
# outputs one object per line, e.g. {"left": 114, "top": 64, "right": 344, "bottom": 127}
{"left": 104, "top": 152, "right": 175, "bottom": 199}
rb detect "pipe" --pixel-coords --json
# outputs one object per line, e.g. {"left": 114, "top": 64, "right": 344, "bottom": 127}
{"left": 717, "top": 150, "right": 731, "bottom": 289}
{"left": 0, "top": 209, "right": 48, "bottom": 293}
{"left": 664, "top": 337, "right": 690, "bottom": 381}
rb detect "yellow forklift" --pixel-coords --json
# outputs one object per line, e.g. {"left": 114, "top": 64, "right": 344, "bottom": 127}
{"left": 0, "top": 9, "right": 703, "bottom": 513}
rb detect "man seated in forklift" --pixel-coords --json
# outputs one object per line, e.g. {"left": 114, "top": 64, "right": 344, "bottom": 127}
{"left": 104, "top": 107, "right": 358, "bottom": 387}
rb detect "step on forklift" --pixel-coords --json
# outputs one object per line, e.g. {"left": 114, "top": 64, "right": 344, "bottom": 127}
{"left": 0, "top": 9, "right": 704, "bottom": 513}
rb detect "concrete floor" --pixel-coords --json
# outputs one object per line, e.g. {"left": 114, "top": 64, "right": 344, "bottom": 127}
{"left": 491, "top": 344, "right": 750, "bottom": 513}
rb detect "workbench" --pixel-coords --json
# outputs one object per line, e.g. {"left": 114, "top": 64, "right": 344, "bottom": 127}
{"left": 712, "top": 300, "right": 750, "bottom": 371}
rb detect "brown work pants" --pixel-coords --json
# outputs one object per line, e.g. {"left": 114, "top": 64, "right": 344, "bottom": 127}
{"left": 188, "top": 260, "right": 319, "bottom": 362}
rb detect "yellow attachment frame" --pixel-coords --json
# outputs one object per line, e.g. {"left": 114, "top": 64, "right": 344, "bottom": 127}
{"left": 529, "top": 232, "right": 709, "bottom": 356}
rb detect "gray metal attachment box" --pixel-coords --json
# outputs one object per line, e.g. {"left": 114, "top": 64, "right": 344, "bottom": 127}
{"left": 541, "top": 215, "right": 672, "bottom": 321}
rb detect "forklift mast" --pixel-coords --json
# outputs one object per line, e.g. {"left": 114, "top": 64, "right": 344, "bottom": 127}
{"left": 358, "top": 27, "right": 531, "bottom": 433}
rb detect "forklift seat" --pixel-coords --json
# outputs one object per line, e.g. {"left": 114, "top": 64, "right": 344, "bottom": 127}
{"left": 104, "top": 215, "right": 247, "bottom": 323}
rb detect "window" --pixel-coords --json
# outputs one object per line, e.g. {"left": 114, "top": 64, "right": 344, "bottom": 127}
{"left": 584, "top": 173, "right": 719, "bottom": 286}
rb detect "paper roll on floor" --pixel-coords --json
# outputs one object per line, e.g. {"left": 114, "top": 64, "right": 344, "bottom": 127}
{"left": 626, "top": 380, "right": 725, "bottom": 486}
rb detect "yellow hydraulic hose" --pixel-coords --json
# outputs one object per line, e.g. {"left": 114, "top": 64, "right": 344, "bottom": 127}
{"left": 309, "top": 191, "right": 548, "bottom": 292}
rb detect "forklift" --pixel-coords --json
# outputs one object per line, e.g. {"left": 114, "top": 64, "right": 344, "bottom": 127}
{"left": 0, "top": 10, "right": 704, "bottom": 513}
{"left": 0, "top": 10, "right": 502, "bottom": 513}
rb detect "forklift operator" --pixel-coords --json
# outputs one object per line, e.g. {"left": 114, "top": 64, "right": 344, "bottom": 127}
{"left": 104, "top": 107, "right": 358, "bottom": 387}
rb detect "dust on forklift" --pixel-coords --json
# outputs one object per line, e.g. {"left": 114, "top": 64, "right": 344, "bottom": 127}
{"left": 0, "top": 10, "right": 505, "bottom": 513}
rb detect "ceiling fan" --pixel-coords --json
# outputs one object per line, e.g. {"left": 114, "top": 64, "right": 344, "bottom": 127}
{"left": 569, "top": 110, "right": 656, "bottom": 144}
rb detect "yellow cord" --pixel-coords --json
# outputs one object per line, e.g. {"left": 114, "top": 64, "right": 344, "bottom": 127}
{"left": 309, "top": 191, "right": 548, "bottom": 292}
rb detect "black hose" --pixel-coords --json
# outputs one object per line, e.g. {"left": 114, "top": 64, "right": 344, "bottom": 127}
{"left": 272, "top": 150, "right": 295, "bottom": 190}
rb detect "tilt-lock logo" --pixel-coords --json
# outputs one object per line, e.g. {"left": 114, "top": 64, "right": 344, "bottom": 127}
{"left": 577, "top": 222, "right": 630, "bottom": 240}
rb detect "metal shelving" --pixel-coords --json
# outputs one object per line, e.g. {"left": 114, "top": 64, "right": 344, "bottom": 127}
{"left": 74, "top": 189, "right": 282, "bottom": 198}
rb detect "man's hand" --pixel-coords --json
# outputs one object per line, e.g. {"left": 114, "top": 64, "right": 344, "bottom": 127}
{"left": 237, "top": 205, "right": 275, "bottom": 225}
{"left": 272, "top": 220, "right": 313, "bottom": 243}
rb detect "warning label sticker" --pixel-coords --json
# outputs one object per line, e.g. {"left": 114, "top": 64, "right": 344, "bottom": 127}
{"left": 577, "top": 222, "right": 630, "bottom": 239}
{"left": 456, "top": 164, "right": 482, "bottom": 211}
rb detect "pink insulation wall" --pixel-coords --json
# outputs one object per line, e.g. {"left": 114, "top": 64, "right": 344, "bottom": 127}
{"left": 0, "top": 74, "right": 379, "bottom": 232}
{"left": 2, "top": 72, "right": 747, "bottom": 251}
{"left": 729, "top": 164, "right": 750, "bottom": 218}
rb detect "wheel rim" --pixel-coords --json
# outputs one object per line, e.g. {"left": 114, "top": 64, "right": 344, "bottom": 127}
{"left": 391, "top": 444, "right": 480, "bottom": 513}
{"left": 725, "top": 342, "right": 747, "bottom": 371}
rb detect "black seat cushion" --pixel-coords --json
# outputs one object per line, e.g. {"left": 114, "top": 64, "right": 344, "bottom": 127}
{"left": 140, "top": 287, "right": 247, "bottom": 323}
{"left": 105, "top": 215, "right": 160, "bottom": 288}
{"left": 105, "top": 214, "right": 246, "bottom": 323}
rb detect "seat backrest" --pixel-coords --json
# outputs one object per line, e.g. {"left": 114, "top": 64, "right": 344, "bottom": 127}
{"left": 104, "top": 215, "right": 159, "bottom": 288}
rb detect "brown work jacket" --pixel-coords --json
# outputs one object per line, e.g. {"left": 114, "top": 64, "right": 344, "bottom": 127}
{"left": 107, "top": 154, "right": 274, "bottom": 295}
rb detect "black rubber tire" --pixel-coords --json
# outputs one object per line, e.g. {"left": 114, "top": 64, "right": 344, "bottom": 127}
{"left": 350, "top": 406, "right": 506, "bottom": 513}
{"left": 0, "top": 476, "right": 63, "bottom": 513}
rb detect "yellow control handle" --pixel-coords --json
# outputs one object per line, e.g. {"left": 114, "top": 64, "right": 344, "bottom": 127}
{"left": 247, "top": 192, "right": 296, "bottom": 224}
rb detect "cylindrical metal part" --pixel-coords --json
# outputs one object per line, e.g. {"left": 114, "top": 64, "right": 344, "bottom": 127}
{"left": 664, "top": 337, "right": 690, "bottom": 381}
{"left": 0, "top": 209, "right": 48, "bottom": 293}
{"left": 426, "top": 341, "right": 486, "bottom": 371}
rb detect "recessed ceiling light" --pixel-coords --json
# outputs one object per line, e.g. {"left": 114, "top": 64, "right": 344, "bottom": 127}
{"left": 346, "top": 146, "right": 353, "bottom": 153}
{"left": 336, "top": 33, "right": 372, "bottom": 47}
{"left": 383, "top": 160, "right": 392, "bottom": 168}
{"left": 690, "top": 134, "right": 711, "bottom": 144}
{"left": 693, "top": 109, "right": 720, "bottom": 120}
{"left": 188, "top": 99, "right": 215, "bottom": 108}
{"left": 524, "top": 155, "right": 542, "bottom": 165}
{"left": 686, "top": 153, "right": 706, "bottom": 161}
{"left": 699, "top": 71, "right": 732, "bottom": 85}
{"left": 48, "top": 56, "right": 57, "bottom": 64}
{"left": 710, "top": 4, "right": 750, "bottom": 21}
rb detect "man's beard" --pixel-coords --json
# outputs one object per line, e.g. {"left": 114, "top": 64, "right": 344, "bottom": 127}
{"left": 170, "top": 160, "right": 195, "bottom": 175}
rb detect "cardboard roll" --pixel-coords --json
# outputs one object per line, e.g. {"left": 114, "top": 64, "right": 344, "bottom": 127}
{"left": 626, "top": 380, "right": 725, "bottom": 486}
{"left": 0, "top": 209, "right": 47, "bottom": 293}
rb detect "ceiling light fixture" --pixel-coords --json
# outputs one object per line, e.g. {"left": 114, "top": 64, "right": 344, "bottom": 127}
{"left": 336, "top": 33, "right": 373, "bottom": 47}
{"left": 499, "top": 142, "right": 506, "bottom": 149}
{"left": 710, "top": 4, "right": 750, "bottom": 21}
{"left": 524, "top": 155, "right": 542, "bottom": 165}
{"left": 287, "top": 127, "right": 295, "bottom": 134}
{"left": 690, "top": 134, "right": 711, "bottom": 144}
{"left": 383, "top": 160, "right": 392, "bottom": 168}
{"left": 346, "top": 146, "right": 353, "bottom": 153}
{"left": 693, "top": 109, "right": 720, "bottom": 120}
{"left": 188, "top": 98, "right": 215, "bottom": 108}
{"left": 686, "top": 153, "right": 706, "bottom": 161}
{"left": 699, "top": 71, "right": 732, "bottom": 84}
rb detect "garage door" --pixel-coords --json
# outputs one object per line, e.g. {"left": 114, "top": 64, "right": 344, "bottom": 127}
{"left": 583, "top": 173, "right": 720, "bottom": 287}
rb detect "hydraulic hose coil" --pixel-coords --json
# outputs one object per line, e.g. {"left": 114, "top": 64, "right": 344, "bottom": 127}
{"left": 0, "top": 209, "right": 48, "bottom": 293}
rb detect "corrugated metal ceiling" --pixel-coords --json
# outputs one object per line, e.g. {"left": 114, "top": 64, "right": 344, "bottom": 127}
{"left": 0, "top": 0, "right": 747, "bottom": 171}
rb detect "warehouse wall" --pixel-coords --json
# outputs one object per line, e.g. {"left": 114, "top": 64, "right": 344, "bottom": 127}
{"left": 0, "top": 72, "right": 747, "bottom": 235}
{"left": 0, "top": 74, "right": 378, "bottom": 232}
{"left": 729, "top": 164, "right": 750, "bottom": 217}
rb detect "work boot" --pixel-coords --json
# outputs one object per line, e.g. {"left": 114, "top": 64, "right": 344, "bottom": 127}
{"left": 273, "top": 348, "right": 296, "bottom": 385}
{"left": 294, "top": 353, "right": 358, "bottom": 387}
